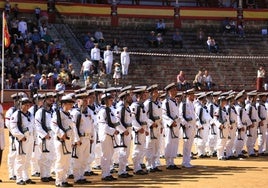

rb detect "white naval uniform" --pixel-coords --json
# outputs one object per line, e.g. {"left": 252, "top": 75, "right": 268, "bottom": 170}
{"left": 103, "top": 49, "right": 113, "bottom": 74}
{"left": 234, "top": 104, "right": 252, "bottom": 156}
{"left": 130, "top": 102, "right": 148, "bottom": 173}
{"left": 211, "top": 106, "right": 229, "bottom": 159}
{"left": 115, "top": 105, "right": 133, "bottom": 175}
{"left": 71, "top": 107, "right": 94, "bottom": 182}
{"left": 256, "top": 102, "right": 268, "bottom": 154}
{"left": 206, "top": 102, "right": 218, "bottom": 156}
{"left": 120, "top": 51, "right": 130, "bottom": 75}
{"left": 162, "top": 97, "right": 180, "bottom": 167}
{"left": 245, "top": 103, "right": 260, "bottom": 155}
{"left": 179, "top": 98, "right": 197, "bottom": 167}
{"left": 97, "top": 106, "right": 126, "bottom": 178}
{"left": 51, "top": 110, "right": 80, "bottom": 186}
{"left": 28, "top": 105, "right": 41, "bottom": 176}
{"left": 10, "top": 110, "right": 35, "bottom": 183}
{"left": 35, "top": 107, "right": 55, "bottom": 179}
{"left": 144, "top": 99, "right": 163, "bottom": 170}
{"left": 5, "top": 106, "right": 17, "bottom": 179}
{"left": 225, "top": 105, "right": 238, "bottom": 158}
{"left": 194, "top": 101, "right": 212, "bottom": 157}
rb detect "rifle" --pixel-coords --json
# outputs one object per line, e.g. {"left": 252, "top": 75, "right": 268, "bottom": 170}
{"left": 40, "top": 108, "right": 50, "bottom": 153}
{"left": 148, "top": 101, "right": 158, "bottom": 139}
{"left": 106, "top": 107, "right": 126, "bottom": 148}
{"left": 17, "top": 111, "right": 26, "bottom": 155}
{"left": 56, "top": 109, "right": 71, "bottom": 155}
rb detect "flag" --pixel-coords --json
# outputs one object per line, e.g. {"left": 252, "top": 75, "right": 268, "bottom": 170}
{"left": 3, "top": 12, "right": 10, "bottom": 48}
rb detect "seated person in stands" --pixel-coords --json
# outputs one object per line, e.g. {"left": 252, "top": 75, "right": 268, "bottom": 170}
{"left": 207, "top": 36, "right": 219, "bottom": 53}
{"left": 237, "top": 21, "right": 245, "bottom": 38}
{"left": 203, "top": 69, "right": 214, "bottom": 90}
{"left": 156, "top": 33, "right": 164, "bottom": 47}
{"left": 172, "top": 30, "right": 183, "bottom": 49}
{"left": 177, "top": 70, "right": 190, "bottom": 90}
{"left": 193, "top": 70, "right": 203, "bottom": 91}
{"left": 156, "top": 19, "right": 166, "bottom": 35}
{"left": 111, "top": 37, "right": 120, "bottom": 51}
{"left": 222, "top": 17, "right": 231, "bottom": 33}
{"left": 147, "top": 31, "right": 157, "bottom": 47}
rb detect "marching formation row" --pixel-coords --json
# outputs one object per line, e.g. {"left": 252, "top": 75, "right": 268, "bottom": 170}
{"left": 3, "top": 82, "right": 268, "bottom": 187}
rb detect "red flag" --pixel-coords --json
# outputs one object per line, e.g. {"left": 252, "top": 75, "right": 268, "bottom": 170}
{"left": 3, "top": 13, "right": 10, "bottom": 48}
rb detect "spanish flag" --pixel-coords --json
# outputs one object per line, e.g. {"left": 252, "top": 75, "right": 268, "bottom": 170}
{"left": 3, "top": 12, "right": 10, "bottom": 48}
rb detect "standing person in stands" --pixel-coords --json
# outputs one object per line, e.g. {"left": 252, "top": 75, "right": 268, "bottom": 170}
{"left": 256, "top": 66, "right": 265, "bottom": 91}
{"left": 91, "top": 43, "right": 101, "bottom": 75}
{"left": 156, "top": 19, "right": 166, "bottom": 35}
{"left": 103, "top": 45, "right": 113, "bottom": 75}
{"left": 121, "top": 47, "right": 130, "bottom": 78}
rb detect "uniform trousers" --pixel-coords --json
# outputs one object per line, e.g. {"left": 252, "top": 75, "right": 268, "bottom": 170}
{"left": 38, "top": 138, "right": 55, "bottom": 178}
{"left": 145, "top": 137, "right": 158, "bottom": 169}
{"left": 132, "top": 131, "right": 146, "bottom": 172}
{"left": 216, "top": 127, "right": 229, "bottom": 159}
{"left": 31, "top": 143, "right": 41, "bottom": 175}
{"left": 258, "top": 124, "right": 267, "bottom": 153}
{"left": 225, "top": 125, "right": 237, "bottom": 157}
{"left": 246, "top": 123, "right": 258, "bottom": 155}
{"left": 14, "top": 135, "right": 34, "bottom": 183}
{"left": 182, "top": 125, "right": 195, "bottom": 166}
{"left": 121, "top": 62, "right": 129, "bottom": 75}
{"left": 7, "top": 136, "right": 17, "bottom": 178}
{"left": 234, "top": 129, "right": 246, "bottom": 156}
{"left": 206, "top": 126, "right": 218, "bottom": 155}
{"left": 164, "top": 126, "right": 179, "bottom": 166}
{"left": 195, "top": 125, "right": 209, "bottom": 156}
{"left": 100, "top": 136, "right": 114, "bottom": 178}
{"left": 73, "top": 137, "right": 91, "bottom": 181}
{"left": 118, "top": 133, "right": 131, "bottom": 175}
{"left": 54, "top": 139, "right": 72, "bottom": 186}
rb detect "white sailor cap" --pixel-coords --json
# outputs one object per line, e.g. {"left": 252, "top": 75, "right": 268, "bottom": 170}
{"left": 184, "top": 88, "right": 195, "bottom": 95}
{"left": 60, "top": 95, "right": 75, "bottom": 103}
{"left": 20, "top": 97, "right": 32, "bottom": 105}
{"left": 11, "top": 92, "right": 27, "bottom": 100}
{"left": 147, "top": 84, "right": 158, "bottom": 92}
{"left": 101, "top": 93, "right": 113, "bottom": 100}
{"left": 118, "top": 90, "right": 131, "bottom": 99}
{"left": 120, "top": 85, "right": 133, "bottom": 92}
{"left": 164, "top": 82, "right": 177, "bottom": 91}
{"left": 75, "top": 92, "right": 88, "bottom": 99}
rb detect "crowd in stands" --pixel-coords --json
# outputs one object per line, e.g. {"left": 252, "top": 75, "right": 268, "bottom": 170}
{"left": 2, "top": 2, "right": 80, "bottom": 93}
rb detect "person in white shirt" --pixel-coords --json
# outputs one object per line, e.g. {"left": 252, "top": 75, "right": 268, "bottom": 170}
{"left": 91, "top": 43, "right": 101, "bottom": 74}
{"left": 256, "top": 66, "right": 265, "bottom": 91}
{"left": 103, "top": 45, "right": 113, "bottom": 74}
{"left": 80, "top": 58, "right": 93, "bottom": 83}
{"left": 120, "top": 47, "right": 130, "bottom": 78}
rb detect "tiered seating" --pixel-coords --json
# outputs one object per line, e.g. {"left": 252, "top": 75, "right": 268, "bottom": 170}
{"left": 69, "top": 23, "right": 268, "bottom": 90}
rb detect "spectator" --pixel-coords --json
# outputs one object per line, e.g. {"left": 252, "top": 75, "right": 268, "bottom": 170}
{"left": 13, "top": 4, "right": 19, "bottom": 20}
{"left": 14, "top": 78, "right": 24, "bottom": 89}
{"left": 10, "top": 17, "right": 19, "bottom": 36}
{"left": 90, "top": 43, "right": 101, "bottom": 74}
{"left": 55, "top": 77, "right": 65, "bottom": 92}
{"left": 147, "top": 31, "right": 157, "bottom": 48}
{"left": 47, "top": 72, "right": 55, "bottom": 89}
{"left": 84, "top": 37, "right": 95, "bottom": 52}
{"left": 237, "top": 21, "right": 245, "bottom": 38}
{"left": 120, "top": 47, "right": 130, "bottom": 77}
{"left": 172, "top": 30, "right": 183, "bottom": 49}
{"left": 203, "top": 69, "right": 213, "bottom": 90}
{"left": 196, "top": 28, "right": 205, "bottom": 45}
{"left": 28, "top": 76, "right": 38, "bottom": 91}
{"left": 111, "top": 37, "right": 120, "bottom": 52}
{"left": 94, "top": 27, "right": 104, "bottom": 42}
{"left": 39, "top": 74, "right": 47, "bottom": 89}
{"left": 35, "top": 7, "right": 41, "bottom": 21}
{"left": 156, "top": 33, "right": 164, "bottom": 47}
{"left": 193, "top": 70, "right": 203, "bottom": 90}
{"left": 80, "top": 57, "right": 93, "bottom": 84}
{"left": 177, "top": 70, "right": 190, "bottom": 90}
{"left": 113, "top": 62, "right": 121, "bottom": 85}
{"left": 257, "top": 66, "right": 265, "bottom": 91}
{"left": 103, "top": 45, "right": 113, "bottom": 74}
{"left": 18, "top": 17, "right": 28, "bottom": 39}
{"left": 156, "top": 19, "right": 166, "bottom": 35}
{"left": 5, "top": 0, "right": 11, "bottom": 15}
{"left": 207, "top": 36, "right": 219, "bottom": 53}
